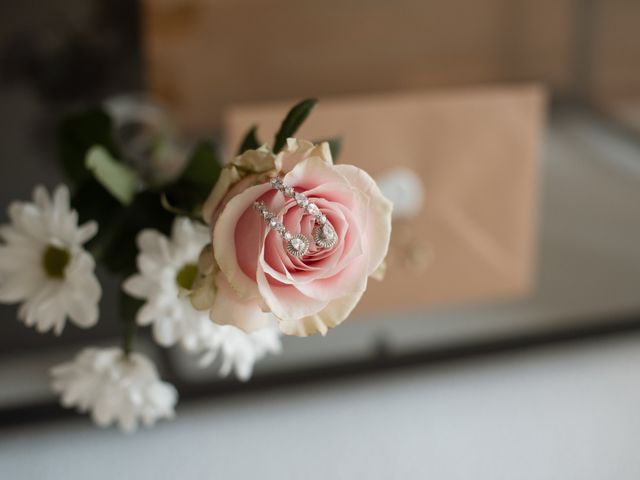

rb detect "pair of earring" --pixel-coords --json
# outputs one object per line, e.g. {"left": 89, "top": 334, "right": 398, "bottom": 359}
{"left": 253, "top": 177, "right": 337, "bottom": 258}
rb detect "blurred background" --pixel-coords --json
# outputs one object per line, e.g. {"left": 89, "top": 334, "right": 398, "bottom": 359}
{"left": 1, "top": 0, "right": 640, "bottom": 478}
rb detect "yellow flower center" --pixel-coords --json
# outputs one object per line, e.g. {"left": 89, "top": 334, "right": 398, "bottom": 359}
{"left": 42, "top": 245, "right": 70, "bottom": 279}
{"left": 176, "top": 263, "right": 198, "bottom": 290}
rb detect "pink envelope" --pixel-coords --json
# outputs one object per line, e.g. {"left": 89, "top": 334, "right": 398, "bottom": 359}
{"left": 223, "top": 86, "right": 545, "bottom": 316}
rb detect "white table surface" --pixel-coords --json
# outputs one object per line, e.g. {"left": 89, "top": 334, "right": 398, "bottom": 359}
{"left": 2, "top": 331, "right": 640, "bottom": 480}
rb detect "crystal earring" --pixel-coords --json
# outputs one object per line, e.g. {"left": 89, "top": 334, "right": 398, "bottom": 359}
{"left": 269, "top": 177, "right": 337, "bottom": 249}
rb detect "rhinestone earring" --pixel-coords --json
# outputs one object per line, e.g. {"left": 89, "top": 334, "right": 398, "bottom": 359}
{"left": 253, "top": 201, "right": 310, "bottom": 257}
{"left": 269, "top": 177, "right": 338, "bottom": 249}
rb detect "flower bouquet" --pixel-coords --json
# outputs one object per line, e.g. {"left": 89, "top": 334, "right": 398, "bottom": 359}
{"left": 0, "top": 98, "right": 392, "bottom": 431}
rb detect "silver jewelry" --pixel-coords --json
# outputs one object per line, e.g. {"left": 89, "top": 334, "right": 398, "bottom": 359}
{"left": 269, "top": 177, "right": 338, "bottom": 249}
{"left": 253, "top": 201, "right": 310, "bottom": 257}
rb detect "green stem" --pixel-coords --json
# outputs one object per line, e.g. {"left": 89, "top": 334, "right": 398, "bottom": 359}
{"left": 119, "top": 290, "right": 143, "bottom": 358}
{"left": 122, "top": 314, "right": 136, "bottom": 358}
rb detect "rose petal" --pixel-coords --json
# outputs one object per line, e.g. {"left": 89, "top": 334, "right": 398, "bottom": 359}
{"left": 277, "top": 290, "right": 364, "bottom": 337}
{"left": 203, "top": 167, "right": 240, "bottom": 224}
{"left": 213, "top": 183, "right": 272, "bottom": 300}
{"left": 283, "top": 156, "right": 351, "bottom": 192}
{"left": 203, "top": 146, "right": 275, "bottom": 223}
{"left": 334, "top": 164, "right": 393, "bottom": 276}
{"left": 209, "top": 273, "right": 275, "bottom": 333}
{"left": 295, "top": 253, "right": 368, "bottom": 301}
{"left": 256, "top": 258, "right": 329, "bottom": 321}
{"left": 275, "top": 139, "right": 333, "bottom": 173}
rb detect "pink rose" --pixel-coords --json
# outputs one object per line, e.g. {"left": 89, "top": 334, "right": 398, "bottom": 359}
{"left": 202, "top": 139, "right": 392, "bottom": 336}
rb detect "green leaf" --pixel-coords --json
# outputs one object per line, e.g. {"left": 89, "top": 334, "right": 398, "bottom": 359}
{"left": 85, "top": 145, "right": 140, "bottom": 205}
{"left": 238, "top": 125, "right": 261, "bottom": 154}
{"left": 160, "top": 140, "right": 222, "bottom": 218}
{"left": 326, "top": 137, "right": 342, "bottom": 161}
{"left": 160, "top": 192, "right": 203, "bottom": 220}
{"left": 56, "top": 108, "right": 118, "bottom": 186}
{"left": 181, "top": 140, "right": 221, "bottom": 193}
{"left": 97, "top": 192, "right": 174, "bottom": 274}
{"left": 273, "top": 98, "right": 318, "bottom": 154}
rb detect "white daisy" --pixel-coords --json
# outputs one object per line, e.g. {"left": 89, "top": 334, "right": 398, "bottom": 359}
{"left": 51, "top": 347, "right": 177, "bottom": 432}
{"left": 0, "top": 185, "right": 101, "bottom": 334}
{"left": 194, "top": 322, "right": 282, "bottom": 381}
{"left": 123, "top": 217, "right": 281, "bottom": 380}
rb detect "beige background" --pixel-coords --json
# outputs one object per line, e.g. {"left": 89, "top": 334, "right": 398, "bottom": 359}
{"left": 142, "top": 0, "right": 640, "bottom": 132}
{"left": 142, "top": 0, "right": 571, "bottom": 132}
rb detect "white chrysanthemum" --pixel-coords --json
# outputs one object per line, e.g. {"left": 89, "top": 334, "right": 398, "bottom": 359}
{"left": 123, "top": 217, "right": 281, "bottom": 380}
{"left": 51, "top": 347, "right": 177, "bottom": 432}
{"left": 194, "top": 322, "right": 282, "bottom": 381}
{"left": 0, "top": 185, "right": 101, "bottom": 334}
